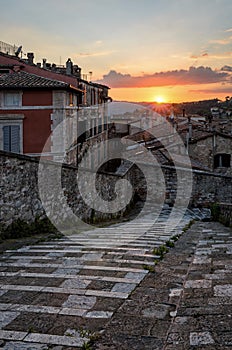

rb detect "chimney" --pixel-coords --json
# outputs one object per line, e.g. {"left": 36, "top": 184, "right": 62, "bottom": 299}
{"left": 51, "top": 63, "right": 56, "bottom": 71}
{"left": 183, "top": 108, "right": 185, "bottom": 118}
{"left": 27, "top": 52, "right": 34, "bottom": 65}
{"left": 42, "top": 58, "right": 47, "bottom": 69}
{"left": 73, "top": 65, "right": 81, "bottom": 78}
{"left": 66, "top": 58, "right": 73, "bottom": 75}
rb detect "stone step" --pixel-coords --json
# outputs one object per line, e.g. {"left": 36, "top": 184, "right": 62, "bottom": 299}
{"left": 0, "top": 209, "right": 204, "bottom": 348}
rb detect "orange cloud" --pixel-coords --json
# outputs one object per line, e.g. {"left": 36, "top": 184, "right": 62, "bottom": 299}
{"left": 75, "top": 50, "right": 115, "bottom": 58}
{"left": 191, "top": 53, "right": 209, "bottom": 59}
{"left": 189, "top": 87, "right": 232, "bottom": 94}
{"left": 97, "top": 66, "right": 229, "bottom": 88}
{"left": 190, "top": 52, "right": 232, "bottom": 60}
{"left": 221, "top": 65, "right": 232, "bottom": 72}
{"left": 210, "top": 37, "right": 232, "bottom": 45}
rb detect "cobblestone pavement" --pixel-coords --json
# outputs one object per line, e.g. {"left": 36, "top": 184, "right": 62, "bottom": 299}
{"left": 2, "top": 208, "right": 230, "bottom": 349}
{"left": 94, "top": 221, "right": 232, "bottom": 350}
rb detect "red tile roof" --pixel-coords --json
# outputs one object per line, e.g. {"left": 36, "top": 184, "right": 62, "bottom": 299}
{"left": 0, "top": 71, "right": 82, "bottom": 91}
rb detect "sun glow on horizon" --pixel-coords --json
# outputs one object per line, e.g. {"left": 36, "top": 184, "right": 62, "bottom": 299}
{"left": 154, "top": 95, "right": 166, "bottom": 103}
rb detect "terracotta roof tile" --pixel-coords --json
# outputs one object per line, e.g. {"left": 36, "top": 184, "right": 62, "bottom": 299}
{"left": 0, "top": 71, "right": 69, "bottom": 89}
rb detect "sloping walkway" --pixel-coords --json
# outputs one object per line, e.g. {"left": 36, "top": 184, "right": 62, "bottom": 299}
{"left": 0, "top": 211, "right": 231, "bottom": 349}
{"left": 94, "top": 221, "right": 232, "bottom": 350}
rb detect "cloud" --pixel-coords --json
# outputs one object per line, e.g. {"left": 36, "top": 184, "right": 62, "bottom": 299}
{"left": 225, "top": 28, "right": 232, "bottom": 32}
{"left": 221, "top": 65, "right": 232, "bottom": 72}
{"left": 97, "top": 66, "right": 229, "bottom": 88}
{"left": 75, "top": 50, "right": 114, "bottom": 58}
{"left": 190, "top": 53, "right": 209, "bottom": 59}
{"left": 95, "top": 40, "right": 103, "bottom": 46}
{"left": 210, "top": 37, "right": 232, "bottom": 45}
{"left": 210, "top": 52, "right": 232, "bottom": 59}
{"left": 189, "top": 87, "right": 232, "bottom": 94}
{"left": 190, "top": 52, "right": 232, "bottom": 60}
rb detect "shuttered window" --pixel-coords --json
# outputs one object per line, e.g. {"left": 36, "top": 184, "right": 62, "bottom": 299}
{"left": 3, "top": 125, "right": 20, "bottom": 153}
{"left": 4, "top": 93, "right": 21, "bottom": 106}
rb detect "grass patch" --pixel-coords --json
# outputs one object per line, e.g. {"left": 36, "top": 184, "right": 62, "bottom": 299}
{"left": 79, "top": 328, "right": 100, "bottom": 349}
{"left": 82, "top": 342, "right": 92, "bottom": 350}
{"left": 153, "top": 245, "right": 169, "bottom": 259}
{"left": 182, "top": 219, "right": 195, "bottom": 233}
{"left": 143, "top": 264, "right": 156, "bottom": 273}
{"left": 171, "top": 234, "right": 180, "bottom": 242}
{"left": 166, "top": 240, "right": 175, "bottom": 248}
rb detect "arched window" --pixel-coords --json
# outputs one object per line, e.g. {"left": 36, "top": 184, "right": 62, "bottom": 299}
{"left": 214, "top": 153, "right": 231, "bottom": 168}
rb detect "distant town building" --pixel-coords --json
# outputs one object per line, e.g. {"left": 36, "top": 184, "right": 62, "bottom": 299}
{"left": 0, "top": 42, "right": 112, "bottom": 164}
{"left": 123, "top": 113, "right": 232, "bottom": 176}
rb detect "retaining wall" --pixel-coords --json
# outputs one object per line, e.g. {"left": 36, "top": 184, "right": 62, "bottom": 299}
{"left": 1, "top": 151, "right": 232, "bottom": 230}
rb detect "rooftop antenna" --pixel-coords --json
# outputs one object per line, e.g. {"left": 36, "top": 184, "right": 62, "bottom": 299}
{"left": 15, "top": 45, "right": 22, "bottom": 57}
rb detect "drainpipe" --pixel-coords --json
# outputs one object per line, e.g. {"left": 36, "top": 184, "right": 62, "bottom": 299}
{"left": 212, "top": 127, "right": 216, "bottom": 171}
{"left": 186, "top": 131, "right": 189, "bottom": 155}
{"left": 188, "top": 122, "right": 192, "bottom": 139}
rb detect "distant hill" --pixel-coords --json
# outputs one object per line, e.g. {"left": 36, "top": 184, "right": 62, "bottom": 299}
{"left": 113, "top": 97, "right": 232, "bottom": 117}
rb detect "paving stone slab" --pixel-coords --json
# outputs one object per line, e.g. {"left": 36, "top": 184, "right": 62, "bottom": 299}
{"left": 87, "top": 280, "right": 115, "bottom": 291}
{"left": 189, "top": 331, "right": 215, "bottom": 346}
{"left": 62, "top": 295, "right": 96, "bottom": 309}
{"left": 0, "top": 290, "right": 7, "bottom": 297}
{"left": 0, "top": 217, "right": 230, "bottom": 349}
{"left": 91, "top": 297, "right": 123, "bottom": 312}
{"left": 185, "top": 279, "right": 212, "bottom": 289}
{"left": 24, "top": 333, "right": 86, "bottom": 347}
{"left": 2, "top": 342, "right": 49, "bottom": 349}
{"left": 59, "top": 278, "right": 91, "bottom": 289}
{"left": 0, "top": 312, "right": 20, "bottom": 329}
{"left": 141, "top": 303, "right": 174, "bottom": 319}
{"left": 96, "top": 334, "right": 164, "bottom": 350}
{"left": 3, "top": 312, "right": 61, "bottom": 334}
{"left": 85, "top": 311, "right": 113, "bottom": 318}
{"left": 111, "top": 282, "right": 137, "bottom": 294}
{"left": 0, "top": 330, "right": 28, "bottom": 341}
{"left": 214, "top": 284, "right": 232, "bottom": 296}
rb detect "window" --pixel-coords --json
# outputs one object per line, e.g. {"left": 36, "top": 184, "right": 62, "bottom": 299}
{"left": 104, "top": 116, "right": 108, "bottom": 131}
{"left": 68, "top": 93, "right": 74, "bottom": 107}
{"left": 214, "top": 153, "right": 231, "bottom": 168}
{"left": 4, "top": 92, "right": 21, "bottom": 107}
{"left": 98, "top": 123, "right": 102, "bottom": 133}
{"left": 3, "top": 125, "right": 20, "bottom": 153}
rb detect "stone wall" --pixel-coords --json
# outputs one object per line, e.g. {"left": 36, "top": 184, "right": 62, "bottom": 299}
{"left": 218, "top": 203, "right": 232, "bottom": 227}
{"left": 189, "top": 134, "right": 232, "bottom": 175}
{"left": 1, "top": 150, "right": 232, "bottom": 231}
{"left": 130, "top": 162, "right": 232, "bottom": 207}
{"left": 0, "top": 151, "right": 130, "bottom": 231}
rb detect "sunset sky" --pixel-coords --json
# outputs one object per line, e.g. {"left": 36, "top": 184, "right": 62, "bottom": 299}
{"left": 1, "top": 0, "right": 232, "bottom": 102}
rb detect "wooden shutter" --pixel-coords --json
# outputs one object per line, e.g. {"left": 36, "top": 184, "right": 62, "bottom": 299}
{"left": 3, "top": 126, "right": 10, "bottom": 151}
{"left": 3, "top": 125, "right": 20, "bottom": 153}
{"left": 10, "top": 125, "right": 20, "bottom": 153}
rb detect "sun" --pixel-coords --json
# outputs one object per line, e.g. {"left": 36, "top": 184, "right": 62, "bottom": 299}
{"left": 155, "top": 96, "right": 166, "bottom": 103}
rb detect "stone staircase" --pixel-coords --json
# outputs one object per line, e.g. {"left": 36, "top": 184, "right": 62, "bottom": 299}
{"left": 0, "top": 207, "right": 210, "bottom": 349}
